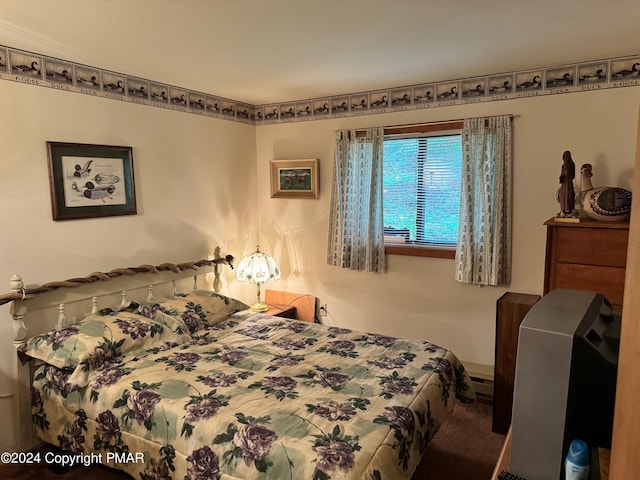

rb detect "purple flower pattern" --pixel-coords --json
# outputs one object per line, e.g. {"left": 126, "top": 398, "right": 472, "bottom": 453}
{"left": 379, "top": 372, "right": 417, "bottom": 398}
{"left": 140, "top": 457, "right": 172, "bottom": 480}
{"left": 170, "top": 352, "right": 200, "bottom": 364}
{"left": 219, "top": 349, "right": 248, "bottom": 365}
{"left": 383, "top": 405, "right": 416, "bottom": 440}
{"left": 274, "top": 339, "right": 310, "bottom": 350}
{"left": 423, "top": 357, "right": 456, "bottom": 404}
{"left": 287, "top": 322, "right": 306, "bottom": 333}
{"left": 198, "top": 373, "right": 238, "bottom": 388}
{"left": 322, "top": 340, "right": 357, "bottom": 357}
{"left": 184, "top": 397, "right": 222, "bottom": 423}
{"left": 317, "top": 370, "right": 349, "bottom": 390}
{"left": 45, "top": 325, "right": 79, "bottom": 348}
{"left": 157, "top": 351, "right": 201, "bottom": 372}
{"left": 328, "top": 326, "right": 352, "bottom": 335}
{"left": 311, "top": 401, "right": 358, "bottom": 421}
{"left": 262, "top": 376, "right": 297, "bottom": 390}
{"left": 91, "top": 367, "right": 128, "bottom": 390}
{"left": 368, "top": 334, "right": 397, "bottom": 347}
{"left": 115, "top": 318, "right": 151, "bottom": 339}
{"left": 136, "top": 303, "right": 165, "bottom": 319}
{"left": 45, "top": 366, "right": 71, "bottom": 394}
{"left": 187, "top": 446, "right": 220, "bottom": 480}
{"left": 127, "top": 390, "right": 161, "bottom": 426}
{"left": 241, "top": 324, "right": 272, "bottom": 338}
{"left": 233, "top": 423, "right": 276, "bottom": 466}
{"left": 87, "top": 343, "right": 118, "bottom": 370}
{"left": 370, "top": 355, "right": 409, "bottom": 369}
{"left": 188, "top": 335, "right": 215, "bottom": 347}
{"left": 31, "top": 387, "right": 44, "bottom": 412}
{"left": 271, "top": 353, "right": 304, "bottom": 368}
{"left": 312, "top": 438, "right": 357, "bottom": 475}
{"left": 31, "top": 386, "right": 50, "bottom": 431}
{"left": 57, "top": 422, "right": 85, "bottom": 453}
{"left": 181, "top": 311, "right": 205, "bottom": 334}
{"left": 250, "top": 376, "right": 299, "bottom": 401}
{"left": 95, "top": 410, "right": 122, "bottom": 447}
{"left": 57, "top": 412, "right": 87, "bottom": 454}
{"left": 374, "top": 404, "right": 418, "bottom": 469}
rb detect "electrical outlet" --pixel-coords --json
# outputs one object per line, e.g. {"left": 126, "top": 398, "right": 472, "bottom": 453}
{"left": 319, "top": 304, "right": 327, "bottom": 316}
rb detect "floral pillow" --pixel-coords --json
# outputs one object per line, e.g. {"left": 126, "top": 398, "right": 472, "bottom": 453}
{"left": 135, "top": 290, "right": 248, "bottom": 334}
{"left": 20, "top": 310, "right": 191, "bottom": 388}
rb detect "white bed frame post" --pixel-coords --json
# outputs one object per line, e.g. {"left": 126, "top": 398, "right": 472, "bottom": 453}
{"left": 3, "top": 252, "right": 234, "bottom": 452}
{"left": 9, "top": 274, "right": 27, "bottom": 343}
{"left": 213, "top": 246, "right": 223, "bottom": 293}
{"left": 9, "top": 274, "right": 36, "bottom": 451}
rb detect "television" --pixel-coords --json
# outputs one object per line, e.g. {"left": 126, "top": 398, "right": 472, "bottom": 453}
{"left": 509, "top": 288, "right": 620, "bottom": 480}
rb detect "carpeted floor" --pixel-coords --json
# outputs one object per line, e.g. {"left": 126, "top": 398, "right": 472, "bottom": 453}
{"left": 412, "top": 399, "right": 505, "bottom": 480}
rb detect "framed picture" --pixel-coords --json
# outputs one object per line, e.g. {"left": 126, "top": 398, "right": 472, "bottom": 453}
{"left": 47, "top": 142, "right": 137, "bottom": 220}
{"left": 270, "top": 159, "right": 318, "bottom": 199}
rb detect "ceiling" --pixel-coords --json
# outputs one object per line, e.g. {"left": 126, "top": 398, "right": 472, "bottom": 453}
{"left": 1, "top": 0, "right": 639, "bottom": 105}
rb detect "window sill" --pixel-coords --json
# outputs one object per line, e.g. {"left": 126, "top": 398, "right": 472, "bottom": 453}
{"left": 385, "top": 244, "right": 456, "bottom": 259}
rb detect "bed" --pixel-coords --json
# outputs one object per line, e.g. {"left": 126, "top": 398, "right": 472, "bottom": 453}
{"left": 3, "top": 253, "right": 474, "bottom": 480}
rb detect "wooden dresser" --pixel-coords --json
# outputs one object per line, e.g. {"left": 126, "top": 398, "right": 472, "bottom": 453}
{"left": 544, "top": 217, "right": 630, "bottom": 310}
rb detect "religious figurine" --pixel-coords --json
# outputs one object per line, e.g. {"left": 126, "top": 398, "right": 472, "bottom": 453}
{"left": 557, "top": 150, "right": 578, "bottom": 219}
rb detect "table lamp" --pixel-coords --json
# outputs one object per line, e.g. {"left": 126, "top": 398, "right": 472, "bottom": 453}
{"left": 236, "top": 245, "right": 281, "bottom": 312}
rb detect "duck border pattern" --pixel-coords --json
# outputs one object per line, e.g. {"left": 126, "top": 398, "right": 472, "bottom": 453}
{"left": 1, "top": 44, "right": 639, "bottom": 126}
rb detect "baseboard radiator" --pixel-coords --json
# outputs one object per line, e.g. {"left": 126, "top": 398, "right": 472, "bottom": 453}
{"left": 464, "top": 362, "right": 494, "bottom": 400}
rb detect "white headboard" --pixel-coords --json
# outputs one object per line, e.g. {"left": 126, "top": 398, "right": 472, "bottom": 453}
{"left": 0, "top": 248, "right": 234, "bottom": 451}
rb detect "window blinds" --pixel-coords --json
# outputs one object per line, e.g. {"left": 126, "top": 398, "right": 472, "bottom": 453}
{"left": 383, "top": 133, "right": 462, "bottom": 245}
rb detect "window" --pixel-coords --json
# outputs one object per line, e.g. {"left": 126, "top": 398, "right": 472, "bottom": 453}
{"left": 382, "top": 122, "right": 463, "bottom": 258}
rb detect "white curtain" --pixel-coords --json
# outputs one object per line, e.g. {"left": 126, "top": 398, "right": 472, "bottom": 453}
{"left": 327, "top": 127, "right": 386, "bottom": 272}
{"left": 455, "top": 116, "right": 512, "bottom": 286}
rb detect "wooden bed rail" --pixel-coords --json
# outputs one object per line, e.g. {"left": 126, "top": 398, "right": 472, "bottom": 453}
{"left": 0, "top": 254, "right": 234, "bottom": 307}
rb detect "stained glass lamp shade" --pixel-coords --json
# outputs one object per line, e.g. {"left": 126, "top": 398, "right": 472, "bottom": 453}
{"left": 236, "top": 245, "right": 281, "bottom": 312}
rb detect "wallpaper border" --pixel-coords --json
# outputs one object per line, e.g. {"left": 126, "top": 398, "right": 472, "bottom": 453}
{"left": 1, "top": 44, "right": 639, "bottom": 126}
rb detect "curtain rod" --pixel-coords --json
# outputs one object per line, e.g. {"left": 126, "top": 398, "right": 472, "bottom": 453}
{"left": 334, "top": 114, "right": 519, "bottom": 133}
{"left": 384, "top": 113, "right": 519, "bottom": 129}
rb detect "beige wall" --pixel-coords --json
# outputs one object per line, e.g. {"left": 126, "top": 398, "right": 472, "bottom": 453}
{"left": 255, "top": 87, "right": 639, "bottom": 366}
{"left": 0, "top": 80, "right": 257, "bottom": 451}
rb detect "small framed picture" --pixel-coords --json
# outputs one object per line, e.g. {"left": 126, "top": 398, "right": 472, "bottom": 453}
{"left": 47, "top": 142, "right": 137, "bottom": 220}
{"left": 270, "top": 159, "right": 318, "bottom": 199}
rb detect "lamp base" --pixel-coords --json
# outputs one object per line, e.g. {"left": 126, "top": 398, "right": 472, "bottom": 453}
{"left": 249, "top": 303, "right": 269, "bottom": 312}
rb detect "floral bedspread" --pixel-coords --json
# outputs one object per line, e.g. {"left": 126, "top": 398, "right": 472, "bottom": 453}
{"left": 32, "top": 311, "right": 474, "bottom": 480}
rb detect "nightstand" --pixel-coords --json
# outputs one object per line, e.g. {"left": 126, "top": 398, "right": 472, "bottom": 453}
{"left": 265, "top": 303, "right": 297, "bottom": 319}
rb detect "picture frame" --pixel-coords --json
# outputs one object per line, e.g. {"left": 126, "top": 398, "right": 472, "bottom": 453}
{"left": 46, "top": 142, "right": 137, "bottom": 220}
{"left": 270, "top": 159, "right": 319, "bottom": 199}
